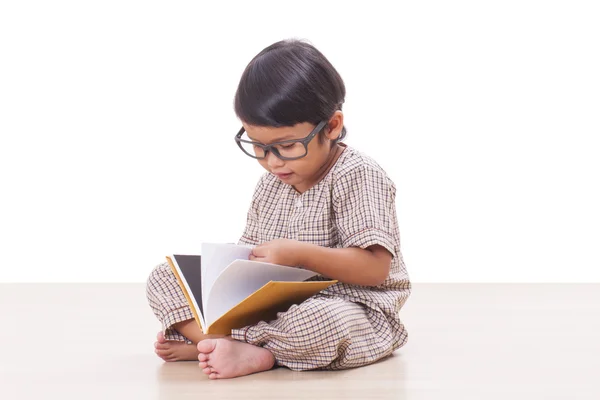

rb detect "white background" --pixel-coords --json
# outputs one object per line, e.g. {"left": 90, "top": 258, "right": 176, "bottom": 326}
{"left": 0, "top": 1, "right": 598, "bottom": 282}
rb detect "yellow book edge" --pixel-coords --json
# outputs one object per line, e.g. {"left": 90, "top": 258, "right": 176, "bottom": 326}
{"left": 206, "top": 279, "right": 337, "bottom": 335}
{"left": 165, "top": 256, "right": 336, "bottom": 335}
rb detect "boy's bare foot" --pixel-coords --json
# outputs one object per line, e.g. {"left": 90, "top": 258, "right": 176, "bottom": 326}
{"left": 197, "top": 338, "right": 275, "bottom": 379}
{"left": 154, "top": 331, "right": 199, "bottom": 362}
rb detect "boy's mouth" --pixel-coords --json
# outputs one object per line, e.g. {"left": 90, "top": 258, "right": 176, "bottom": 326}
{"left": 273, "top": 172, "right": 293, "bottom": 180}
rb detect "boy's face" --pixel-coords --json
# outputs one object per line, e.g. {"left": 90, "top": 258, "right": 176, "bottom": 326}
{"left": 242, "top": 111, "right": 344, "bottom": 193}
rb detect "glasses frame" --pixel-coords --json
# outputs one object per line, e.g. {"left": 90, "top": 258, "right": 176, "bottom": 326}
{"left": 234, "top": 120, "right": 328, "bottom": 161}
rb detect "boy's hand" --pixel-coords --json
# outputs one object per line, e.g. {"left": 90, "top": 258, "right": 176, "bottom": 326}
{"left": 249, "top": 239, "right": 307, "bottom": 268}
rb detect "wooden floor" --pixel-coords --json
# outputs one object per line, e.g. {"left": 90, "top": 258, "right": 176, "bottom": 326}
{"left": 0, "top": 283, "right": 598, "bottom": 399}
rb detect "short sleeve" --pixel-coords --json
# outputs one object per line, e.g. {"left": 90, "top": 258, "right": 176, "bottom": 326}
{"left": 332, "top": 165, "right": 398, "bottom": 257}
{"left": 237, "top": 175, "right": 266, "bottom": 246}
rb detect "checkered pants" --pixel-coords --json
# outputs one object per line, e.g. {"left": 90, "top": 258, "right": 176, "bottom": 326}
{"left": 146, "top": 261, "right": 408, "bottom": 371}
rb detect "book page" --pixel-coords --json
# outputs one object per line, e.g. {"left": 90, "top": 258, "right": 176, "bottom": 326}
{"left": 206, "top": 280, "right": 337, "bottom": 335}
{"left": 205, "top": 259, "right": 316, "bottom": 327}
{"left": 200, "top": 243, "right": 253, "bottom": 311}
{"left": 166, "top": 255, "right": 206, "bottom": 331}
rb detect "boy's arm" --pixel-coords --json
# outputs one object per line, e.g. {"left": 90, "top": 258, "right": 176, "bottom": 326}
{"left": 299, "top": 242, "right": 392, "bottom": 286}
{"left": 249, "top": 239, "right": 391, "bottom": 287}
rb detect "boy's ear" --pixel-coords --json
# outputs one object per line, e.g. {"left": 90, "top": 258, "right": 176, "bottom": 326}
{"left": 326, "top": 110, "right": 344, "bottom": 141}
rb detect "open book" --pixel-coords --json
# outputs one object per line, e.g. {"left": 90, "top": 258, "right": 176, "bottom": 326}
{"left": 166, "top": 243, "right": 337, "bottom": 335}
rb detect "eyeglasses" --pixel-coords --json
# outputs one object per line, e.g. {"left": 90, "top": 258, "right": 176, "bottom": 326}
{"left": 234, "top": 120, "right": 328, "bottom": 161}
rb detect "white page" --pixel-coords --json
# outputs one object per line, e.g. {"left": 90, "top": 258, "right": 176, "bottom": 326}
{"left": 205, "top": 259, "right": 317, "bottom": 327}
{"left": 200, "top": 243, "right": 253, "bottom": 311}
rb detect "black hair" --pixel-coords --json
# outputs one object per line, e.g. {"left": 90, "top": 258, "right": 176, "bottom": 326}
{"left": 234, "top": 39, "right": 347, "bottom": 144}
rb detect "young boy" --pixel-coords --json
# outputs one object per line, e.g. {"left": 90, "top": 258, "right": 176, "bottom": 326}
{"left": 147, "top": 39, "right": 411, "bottom": 379}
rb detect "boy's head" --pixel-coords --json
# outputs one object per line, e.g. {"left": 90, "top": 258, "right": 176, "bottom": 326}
{"left": 234, "top": 39, "right": 347, "bottom": 191}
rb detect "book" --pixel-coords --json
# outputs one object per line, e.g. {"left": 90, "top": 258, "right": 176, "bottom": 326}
{"left": 166, "top": 243, "right": 337, "bottom": 335}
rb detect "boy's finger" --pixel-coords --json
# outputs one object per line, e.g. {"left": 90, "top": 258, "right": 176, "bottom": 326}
{"left": 249, "top": 254, "right": 266, "bottom": 262}
{"left": 251, "top": 246, "right": 267, "bottom": 257}
{"left": 249, "top": 248, "right": 264, "bottom": 257}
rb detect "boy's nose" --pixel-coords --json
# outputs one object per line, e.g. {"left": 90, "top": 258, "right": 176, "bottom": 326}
{"left": 265, "top": 151, "right": 284, "bottom": 168}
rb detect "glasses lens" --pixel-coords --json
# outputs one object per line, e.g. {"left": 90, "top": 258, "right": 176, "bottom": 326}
{"left": 273, "top": 142, "right": 307, "bottom": 159}
{"left": 239, "top": 139, "right": 265, "bottom": 158}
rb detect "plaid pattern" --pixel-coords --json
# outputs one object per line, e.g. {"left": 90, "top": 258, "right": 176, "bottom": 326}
{"left": 146, "top": 144, "right": 411, "bottom": 370}
{"left": 146, "top": 261, "right": 194, "bottom": 343}
{"left": 231, "top": 294, "right": 407, "bottom": 370}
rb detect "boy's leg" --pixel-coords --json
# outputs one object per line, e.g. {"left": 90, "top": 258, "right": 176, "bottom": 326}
{"left": 197, "top": 295, "right": 407, "bottom": 378}
{"left": 172, "top": 320, "right": 203, "bottom": 343}
{"left": 233, "top": 295, "right": 406, "bottom": 370}
{"left": 146, "top": 261, "right": 196, "bottom": 343}
{"left": 146, "top": 261, "right": 204, "bottom": 361}
{"left": 172, "top": 319, "right": 226, "bottom": 343}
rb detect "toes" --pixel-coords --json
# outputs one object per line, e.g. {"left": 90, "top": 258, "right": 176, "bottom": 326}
{"left": 155, "top": 342, "right": 170, "bottom": 350}
{"left": 198, "top": 353, "right": 208, "bottom": 362}
{"left": 197, "top": 339, "right": 218, "bottom": 354}
{"left": 156, "top": 349, "right": 173, "bottom": 358}
{"left": 158, "top": 350, "right": 178, "bottom": 362}
{"left": 157, "top": 331, "right": 167, "bottom": 343}
{"left": 202, "top": 367, "right": 212, "bottom": 375}
{"left": 198, "top": 361, "right": 208, "bottom": 369}
{"left": 209, "top": 372, "right": 219, "bottom": 379}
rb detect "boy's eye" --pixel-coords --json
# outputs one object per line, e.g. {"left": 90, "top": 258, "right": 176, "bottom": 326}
{"left": 279, "top": 143, "right": 296, "bottom": 149}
